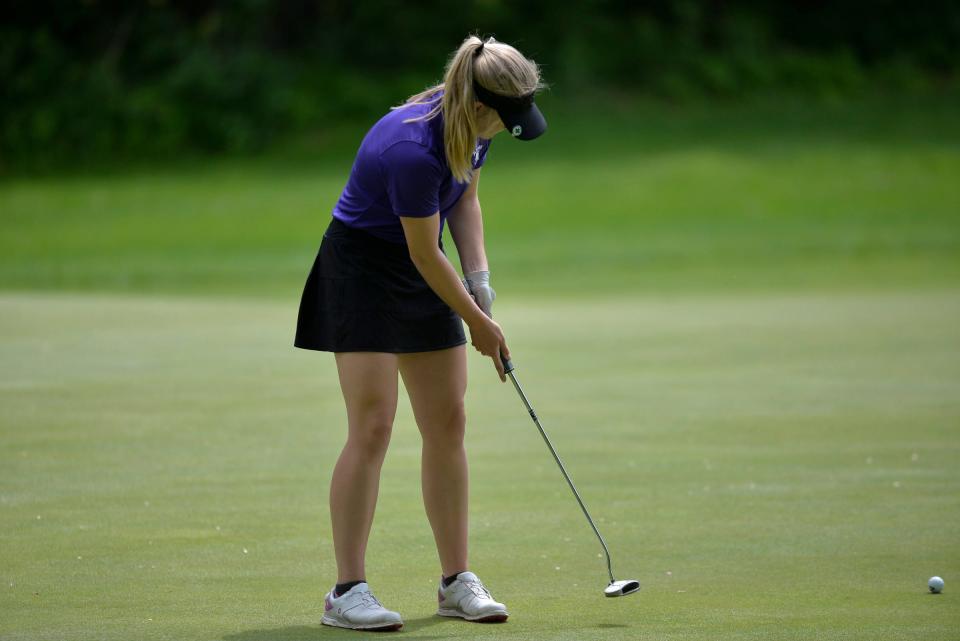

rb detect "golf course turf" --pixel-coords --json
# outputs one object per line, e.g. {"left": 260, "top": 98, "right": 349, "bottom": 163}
{"left": 1, "top": 96, "right": 958, "bottom": 639}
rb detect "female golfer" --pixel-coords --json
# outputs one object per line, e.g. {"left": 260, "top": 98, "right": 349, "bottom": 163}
{"left": 294, "top": 35, "right": 546, "bottom": 631}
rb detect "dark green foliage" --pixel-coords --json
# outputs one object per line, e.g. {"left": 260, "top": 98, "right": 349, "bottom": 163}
{"left": 2, "top": 1, "right": 958, "bottom": 170}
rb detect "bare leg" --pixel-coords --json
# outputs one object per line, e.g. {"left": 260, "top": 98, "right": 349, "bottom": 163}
{"left": 398, "top": 346, "right": 469, "bottom": 577}
{"left": 330, "top": 352, "right": 399, "bottom": 583}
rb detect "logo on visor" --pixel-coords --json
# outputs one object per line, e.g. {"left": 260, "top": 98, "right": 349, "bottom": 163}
{"left": 511, "top": 125, "right": 523, "bottom": 137}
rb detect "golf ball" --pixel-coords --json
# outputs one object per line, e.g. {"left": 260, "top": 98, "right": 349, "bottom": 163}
{"left": 928, "top": 576, "right": 944, "bottom": 593}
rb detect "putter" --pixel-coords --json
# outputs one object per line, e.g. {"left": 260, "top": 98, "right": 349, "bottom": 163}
{"left": 502, "top": 356, "right": 640, "bottom": 598}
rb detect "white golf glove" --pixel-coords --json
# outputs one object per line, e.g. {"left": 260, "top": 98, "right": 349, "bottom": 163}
{"left": 462, "top": 270, "right": 496, "bottom": 318}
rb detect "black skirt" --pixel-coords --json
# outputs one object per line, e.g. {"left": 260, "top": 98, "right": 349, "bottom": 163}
{"left": 294, "top": 218, "right": 467, "bottom": 353}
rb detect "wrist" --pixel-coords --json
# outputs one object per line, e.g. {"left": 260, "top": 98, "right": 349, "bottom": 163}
{"left": 463, "top": 268, "right": 490, "bottom": 282}
{"left": 463, "top": 307, "right": 490, "bottom": 328}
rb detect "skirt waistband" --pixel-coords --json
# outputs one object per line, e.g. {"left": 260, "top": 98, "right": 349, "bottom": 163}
{"left": 325, "top": 216, "right": 444, "bottom": 252}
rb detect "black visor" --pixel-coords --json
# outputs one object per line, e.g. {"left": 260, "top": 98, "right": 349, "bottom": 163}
{"left": 473, "top": 82, "right": 547, "bottom": 141}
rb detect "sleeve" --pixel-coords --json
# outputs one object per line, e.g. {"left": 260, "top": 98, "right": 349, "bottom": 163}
{"left": 379, "top": 141, "right": 443, "bottom": 217}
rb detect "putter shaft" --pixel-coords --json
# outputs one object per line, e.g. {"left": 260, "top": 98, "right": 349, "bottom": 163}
{"left": 503, "top": 360, "right": 616, "bottom": 585}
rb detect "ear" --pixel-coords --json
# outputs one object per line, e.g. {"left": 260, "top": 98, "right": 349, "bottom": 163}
{"left": 475, "top": 102, "right": 498, "bottom": 124}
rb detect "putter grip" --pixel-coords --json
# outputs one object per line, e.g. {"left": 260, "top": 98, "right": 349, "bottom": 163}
{"left": 501, "top": 353, "right": 515, "bottom": 374}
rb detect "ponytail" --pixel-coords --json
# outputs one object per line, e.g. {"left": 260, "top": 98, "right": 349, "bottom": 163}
{"left": 439, "top": 36, "right": 484, "bottom": 183}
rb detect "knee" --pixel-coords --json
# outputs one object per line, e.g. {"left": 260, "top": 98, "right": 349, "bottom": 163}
{"left": 347, "top": 415, "right": 394, "bottom": 460}
{"left": 422, "top": 403, "right": 466, "bottom": 449}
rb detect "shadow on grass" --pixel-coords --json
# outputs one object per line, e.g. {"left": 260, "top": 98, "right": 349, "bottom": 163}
{"left": 223, "top": 616, "right": 467, "bottom": 640}
{"left": 224, "top": 616, "right": 629, "bottom": 639}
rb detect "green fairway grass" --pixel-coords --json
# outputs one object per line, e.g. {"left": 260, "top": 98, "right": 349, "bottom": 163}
{"left": 1, "top": 290, "right": 958, "bottom": 640}
{"left": 1, "top": 95, "right": 958, "bottom": 298}
{"left": 2, "top": 97, "right": 959, "bottom": 639}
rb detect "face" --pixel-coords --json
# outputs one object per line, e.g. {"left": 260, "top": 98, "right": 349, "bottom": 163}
{"left": 475, "top": 103, "right": 505, "bottom": 139}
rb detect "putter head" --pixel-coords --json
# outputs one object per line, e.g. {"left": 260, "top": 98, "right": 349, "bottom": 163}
{"left": 604, "top": 579, "right": 641, "bottom": 597}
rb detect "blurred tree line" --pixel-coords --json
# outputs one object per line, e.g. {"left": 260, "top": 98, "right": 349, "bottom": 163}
{"left": 2, "top": 0, "right": 958, "bottom": 169}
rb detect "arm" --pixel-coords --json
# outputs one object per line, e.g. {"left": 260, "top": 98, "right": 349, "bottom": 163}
{"left": 447, "top": 169, "right": 488, "bottom": 273}
{"left": 400, "top": 213, "right": 510, "bottom": 381}
{"left": 447, "top": 170, "right": 496, "bottom": 316}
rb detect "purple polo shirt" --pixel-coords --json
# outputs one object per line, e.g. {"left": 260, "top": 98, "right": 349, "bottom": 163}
{"left": 332, "top": 95, "right": 491, "bottom": 244}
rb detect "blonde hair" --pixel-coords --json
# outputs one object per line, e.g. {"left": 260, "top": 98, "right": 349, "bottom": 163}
{"left": 395, "top": 35, "right": 544, "bottom": 183}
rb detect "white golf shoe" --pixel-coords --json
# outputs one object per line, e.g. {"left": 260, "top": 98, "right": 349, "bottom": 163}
{"left": 436, "top": 571, "right": 509, "bottom": 623}
{"left": 321, "top": 582, "right": 403, "bottom": 632}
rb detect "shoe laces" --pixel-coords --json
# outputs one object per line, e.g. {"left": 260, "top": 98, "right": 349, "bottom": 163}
{"left": 359, "top": 592, "right": 384, "bottom": 609}
{"left": 463, "top": 579, "right": 492, "bottom": 599}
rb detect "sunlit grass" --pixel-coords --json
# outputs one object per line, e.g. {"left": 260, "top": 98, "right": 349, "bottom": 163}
{"left": 1, "top": 291, "right": 958, "bottom": 640}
